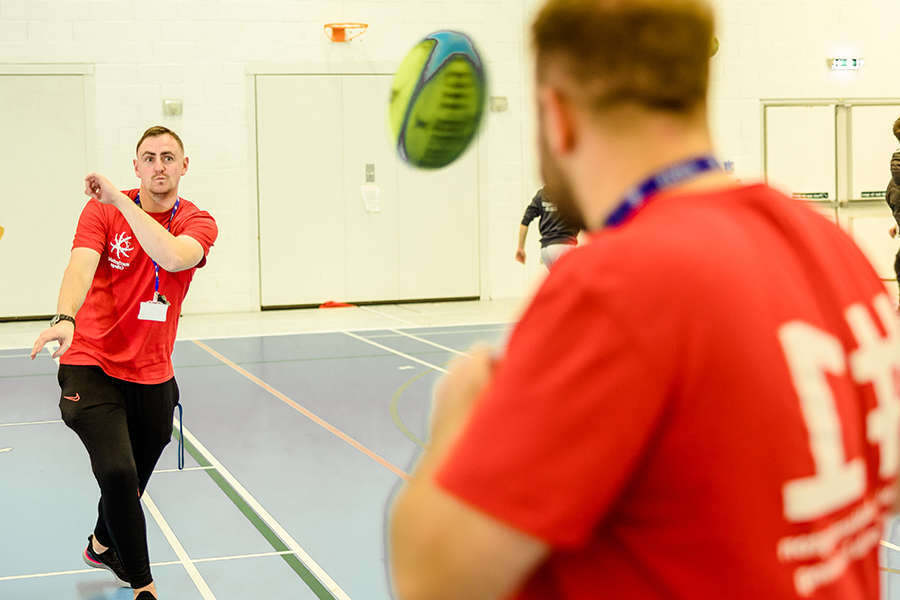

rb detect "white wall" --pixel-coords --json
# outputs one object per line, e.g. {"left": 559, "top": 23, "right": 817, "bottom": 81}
{"left": 709, "top": 0, "right": 900, "bottom": 180}
{"left": 2, "top": 0, "right": 898, "bottom": 313}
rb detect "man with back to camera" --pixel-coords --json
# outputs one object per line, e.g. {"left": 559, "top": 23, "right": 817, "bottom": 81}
{"left": 30, "top": 126, "right": 218, "bottom": 600}
{"left": 516, "top": 186, "right": 580, "bottom": 268}
{"left": 388, "top": 1, "right": 900, "bottom": 599}
{"left": 886, "top": 117, "right": 900, "bottom": 305}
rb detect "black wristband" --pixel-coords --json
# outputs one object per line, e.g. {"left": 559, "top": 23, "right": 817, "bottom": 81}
{"left": 50, "top": 314, "right": 76, "bottom": 328}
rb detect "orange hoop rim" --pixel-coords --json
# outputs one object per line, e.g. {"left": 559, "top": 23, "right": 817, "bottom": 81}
{"left": 324, "top": 22, "right": 369, "bottom": 42}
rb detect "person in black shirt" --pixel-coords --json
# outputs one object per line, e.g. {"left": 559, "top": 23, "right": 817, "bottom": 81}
{"left": 886, "top": 117, "right": 900, "bottom": 303}
{"left": 516, "top": 187, "right": 580, "bottom": 268}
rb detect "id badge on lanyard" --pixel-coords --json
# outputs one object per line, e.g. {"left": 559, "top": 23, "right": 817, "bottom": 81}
{"left": 136, "top": 193, "right": 180, "bottom": 323}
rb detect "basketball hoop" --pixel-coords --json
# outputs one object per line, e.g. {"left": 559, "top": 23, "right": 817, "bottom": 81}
{"left": 324, "top": 22, "right": 368, "bottom": 43}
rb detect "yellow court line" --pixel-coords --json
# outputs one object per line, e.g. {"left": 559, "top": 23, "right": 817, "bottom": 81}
{"left": 191, "top": 340, "right": 409, "bottom": 480}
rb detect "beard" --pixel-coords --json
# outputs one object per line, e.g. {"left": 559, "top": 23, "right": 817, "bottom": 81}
{"left": 149, "top": 177, "right": 176, "bottom": 196}
{"left": 538, "top": 127, "right": 586, "bottom": 231}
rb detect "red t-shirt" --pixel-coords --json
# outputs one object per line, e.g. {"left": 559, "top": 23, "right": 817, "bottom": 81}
{"left": 438, "top": 184, "right": 900, "bottom": 599}
{"left": 62, "top": 190, "right": 218, "bottom": 384}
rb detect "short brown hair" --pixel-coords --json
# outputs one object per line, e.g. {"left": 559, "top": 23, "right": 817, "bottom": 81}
{"left": 136, "top": 125, "right": 184, "bottom": 155}
{"left": 532, "top": 0, "right": 715, "bottom": 116}
{"left": 894, "top": 116, "right": 900, "bottom": 143}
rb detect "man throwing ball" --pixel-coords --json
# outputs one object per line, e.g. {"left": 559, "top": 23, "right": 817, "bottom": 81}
{"left": 31, "top": 126, "right": 218, "bottom": 600}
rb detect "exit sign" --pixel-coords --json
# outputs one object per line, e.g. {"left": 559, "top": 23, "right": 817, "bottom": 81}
{"left": 831, "top": 57, "right": 863, "bottom": 71}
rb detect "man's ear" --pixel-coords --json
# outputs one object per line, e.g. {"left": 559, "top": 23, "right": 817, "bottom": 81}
{"left": 538, "top": 87, "right": 577, "bottom": 155}
{"left": 182, "top": 156, "right": 189, "bottom": 175}
{"left": 133, "top": 158, "right": 139, "bottom": 177}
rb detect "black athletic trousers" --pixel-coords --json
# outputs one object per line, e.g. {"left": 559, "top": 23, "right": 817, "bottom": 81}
{"left": 58, "top": 364, "right": 178, "bottom": 589}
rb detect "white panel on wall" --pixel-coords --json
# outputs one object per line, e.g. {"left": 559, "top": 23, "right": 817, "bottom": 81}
{"left": 849, "top": 104, "right": 900, "bottom": 201}
{"left": 256, "top": 75, "right": 345, "bottom": 307}
{"left": 840, "top": 209, "right": 898, "bottom": 281}
{"left": 765, "top": 105, "right": 836, "bottom": 202}
{"left": 397, "top": 146, "right": 480, "bottom": 300}
{"left": 0, "top": 75, "right": 87, "bottom": 318}
{"left": 256, "top": 73, "right": 480, "bottom": 307}
{"left": 342, "top": 76, "right": 400, "bottom": 302}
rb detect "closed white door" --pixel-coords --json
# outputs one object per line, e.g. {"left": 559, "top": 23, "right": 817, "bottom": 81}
{"left": 256, "top": 73, "right": 480, "bottom": 307}
{"left": 839, "top": 206, "right": 898, "bottom": 281}
{"left": 256, "top": 75, "right": 345, "bottom": 307}
{"left": 765, "top": 105, "right": 836, "bottom": 202}
{"left": 840, "top": 104, "right": 900, "bottom": 282}
{"left": 849, "top": 104, "right": 900, "bottom": 200}
{"left": 342, "top": 76, "right": 400, "bottom": 302}
{"left": 0, "top": 75, "right": 87, "bottom": 318}
{"left": 762, "top": 101, "right": 900, "bottom": 285}
{"left": 397, "top": 149, "right": 480, "bottom": 299}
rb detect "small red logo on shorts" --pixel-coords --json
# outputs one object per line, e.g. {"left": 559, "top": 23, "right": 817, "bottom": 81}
{"left": 64, "top": 393, "right": 80, "bottom": 402}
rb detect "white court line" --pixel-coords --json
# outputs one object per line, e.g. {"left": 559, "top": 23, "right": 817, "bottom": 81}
{"left": 153, "top": 465, "right": 216, "bottom": 474}
{"left": 142, "top": 492, "right": 215, "bottom": 599}
{"left": 0, "top": 567, "right": 119, "bottom": 582}
{"left": 0, "top": 551, "right": 295, "bottom": 583}
{"left": 191, "top": 550, "right": 293, "bottom": 564}
{"left": 358, "top": 305, "right": 417, "bottom": 327}
{"left": 177, "top": 320, "right": 509, "bottom": 343}
{"left": 389, "top": 329, "right": 469, "bottom": 357}
{"left": 0, "top": 419, "right": 62, "bottom": 428}
{"left": 44, "top": 343, "right": 215, "bottom": 599}
{"left": 365, "top": 326, "right": 507, "bottom": 340}
{"left": 177, "top": 421, "right": 352, "bottom": 600}
{"left": 343, "top": 331, "right": 448, "bottom": 374}
{"left": 882, "top": 540, "right": 900, "bottom": 552}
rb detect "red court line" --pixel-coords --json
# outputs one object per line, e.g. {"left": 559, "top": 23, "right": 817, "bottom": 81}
{"left": 192, "top": 339, "right": 409, "bottom": 480}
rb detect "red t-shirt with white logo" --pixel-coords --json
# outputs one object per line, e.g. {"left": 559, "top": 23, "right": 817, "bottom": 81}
{"left": 438, "top": 184, "right": 900, "bottom": 599}
{"left": 62, "top": 190, "right": 218, "bottom": 384}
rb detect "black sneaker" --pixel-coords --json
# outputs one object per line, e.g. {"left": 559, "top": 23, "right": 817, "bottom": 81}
{"left": 82, "top": 536, "right": 129, "bottom": 586}
{"left": 135, "top": 592, "right": 156, "bottom": 599}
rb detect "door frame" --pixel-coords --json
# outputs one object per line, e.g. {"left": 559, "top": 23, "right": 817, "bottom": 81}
{"left": 762, "top": 97, "right": 900, "bottom": 208}
{"left": 248, "top": 62, "right": 484, "bottom": 309}
{"left": 761, "top": 97, "right": 900, "bottom": 284}
{"left": 0, "top": 64, "right": 96, "bottom": 320}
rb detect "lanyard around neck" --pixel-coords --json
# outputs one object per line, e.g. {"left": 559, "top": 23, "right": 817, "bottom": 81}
{"left": 604, "top": 156, "right": 720, "bottom": 228}
{"left": 134, "top": 193, "right": 180, "bottom": 294}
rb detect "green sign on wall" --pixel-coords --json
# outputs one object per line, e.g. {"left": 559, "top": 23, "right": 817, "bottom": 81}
{"left": 792, "top": 192, "right": 830, "bottom": 200}
{"left": 861, "top": 191, "right": 886, "bottom": 199}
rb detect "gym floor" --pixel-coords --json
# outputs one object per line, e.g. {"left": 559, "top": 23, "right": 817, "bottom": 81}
{"left": 2, "top": 298, "right": 900, "bottom": 599}
{"left": 0, "top": 300, "right": 513, "bottom": 600}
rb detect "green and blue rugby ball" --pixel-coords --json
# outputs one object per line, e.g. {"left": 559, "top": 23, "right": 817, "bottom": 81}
{"left": 389, "top": 30, "right": 487, "bottom": 169}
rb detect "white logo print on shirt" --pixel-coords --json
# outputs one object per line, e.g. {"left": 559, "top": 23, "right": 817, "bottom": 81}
{"left": 110, "top": 232, "right": 134, "bottom": 259}
{"left": 109, "top": 232, "right": 134, "bottom": 270}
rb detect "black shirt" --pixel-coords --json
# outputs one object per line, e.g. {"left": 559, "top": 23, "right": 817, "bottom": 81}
{"left": 521, "top": 188, "right": 579, "bottom": 248}
{"left": 887, "top": 150, "right": 900, "bottom": 227}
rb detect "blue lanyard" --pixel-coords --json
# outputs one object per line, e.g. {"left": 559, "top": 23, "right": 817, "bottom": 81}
{"left": 604, "top": 156, "right": 720, "bottom": 227}
{"left": 134, "top": 193, "right": 180, "bottom": 296}
{"left": 135, "top": 193, "right": 186, "bottom": 471}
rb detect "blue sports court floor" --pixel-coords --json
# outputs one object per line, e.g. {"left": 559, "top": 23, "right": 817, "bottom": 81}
{"left": 3, "top": 303, "right": 900, "bottom": 599}
{"left": 0, "top": 317, "right": 507, "bottom": 600}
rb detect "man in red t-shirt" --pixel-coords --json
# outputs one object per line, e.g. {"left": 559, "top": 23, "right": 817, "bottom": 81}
{"left": 30, "top": 126, "right": 217, "bottom": 600}
{"left": 388, "top": 2, "right": 900, "bottom": 599}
